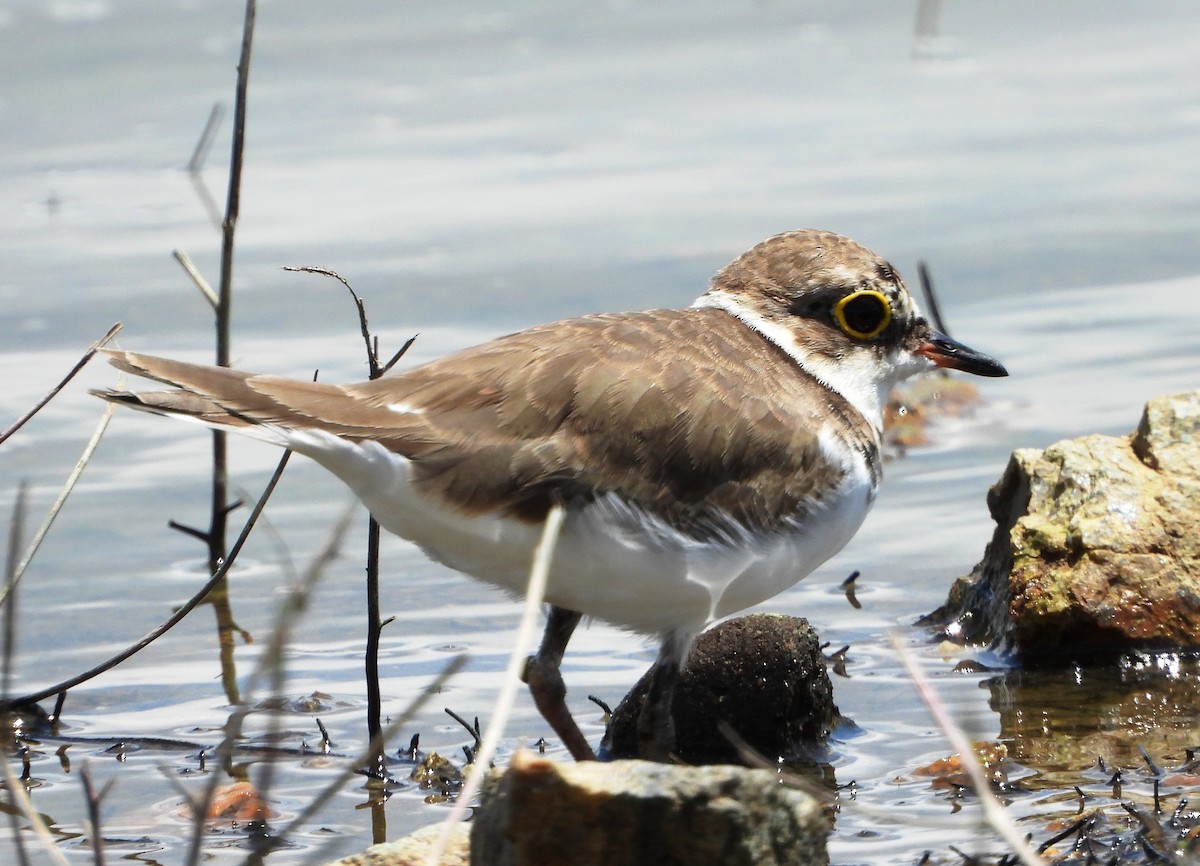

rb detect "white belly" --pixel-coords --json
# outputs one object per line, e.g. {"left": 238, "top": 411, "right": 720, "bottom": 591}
{"left": 284, "top": 430, "right": 875, "bottom": 635}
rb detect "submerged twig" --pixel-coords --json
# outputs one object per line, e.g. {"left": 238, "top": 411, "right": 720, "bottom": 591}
{"left": 0, "top": 323, "right": 121, "bottom": 448}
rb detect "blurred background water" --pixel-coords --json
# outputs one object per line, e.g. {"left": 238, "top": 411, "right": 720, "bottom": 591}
{"left": 1, "top": 1, "right": 1199, "bottom": 863}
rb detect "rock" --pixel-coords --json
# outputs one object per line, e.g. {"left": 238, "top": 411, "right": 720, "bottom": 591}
{"left": 924, "top": 391, "right": 1200, "bottom": 659}
{"left": 470, "top": 750, "right": 827, "bottom": 866}
{"left": 603, "top": 614, "right": 839, "bottom": 764}
{"left": 326, "top": 820, "right": 470, "bottom": 866}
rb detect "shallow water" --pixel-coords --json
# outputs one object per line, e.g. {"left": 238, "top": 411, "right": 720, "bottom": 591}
{"left": 2, "top": 1, "right": 1200, "bottom": 863}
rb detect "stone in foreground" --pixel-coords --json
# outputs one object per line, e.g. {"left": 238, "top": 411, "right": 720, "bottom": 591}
{"left": 327, "top": 821, "right": 470, "bottom": 866}
{"left": 925, "top": 391, "right": 1200, "bottom": 659}
{"left": 471, "top": 750, "right": 827, "bottom": 866}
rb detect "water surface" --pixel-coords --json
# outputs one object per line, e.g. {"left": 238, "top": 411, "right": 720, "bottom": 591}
{"left": 1, "top": 2, "right": 1199, "bottom": 863}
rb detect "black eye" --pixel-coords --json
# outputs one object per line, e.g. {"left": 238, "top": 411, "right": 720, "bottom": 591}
{"left": 834, "top": 290, "right": 892, "bottom": 340}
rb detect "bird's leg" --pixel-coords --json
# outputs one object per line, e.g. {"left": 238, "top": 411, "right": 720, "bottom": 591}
{"left": 636, "top": 630, "right": 691, "bottom": 762}
{"left": 521, "top": 605, "right": 595, "bottom": 761}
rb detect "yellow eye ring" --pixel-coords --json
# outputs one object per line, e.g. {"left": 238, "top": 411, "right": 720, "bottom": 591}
{"left": 833, "top": 290, "right": 892, "bottom": 340}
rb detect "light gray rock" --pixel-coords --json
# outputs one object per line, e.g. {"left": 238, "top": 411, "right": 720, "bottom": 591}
{"left": 327, "top": 820, "right": 470, "bottom": 866}
{"left": 471, "top": 750, "right": 827, "bottom": 866}
{"left": 925, "top": 391, "right": 1200, "bottom": 658}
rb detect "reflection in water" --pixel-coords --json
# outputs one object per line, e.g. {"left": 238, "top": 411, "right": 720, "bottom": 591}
{"left": 988, "top": 652, "right": 1200, "bottom": 787}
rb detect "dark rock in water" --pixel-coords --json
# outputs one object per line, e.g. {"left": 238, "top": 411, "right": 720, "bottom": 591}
{"left": 470, "top": 750, "right": 828, "bottom": 866}
{"left": 923, "top": 391, "right": 1200, "bottom": 660}
{"left": 604, "top": 614, "right": 839, "bottom": 764}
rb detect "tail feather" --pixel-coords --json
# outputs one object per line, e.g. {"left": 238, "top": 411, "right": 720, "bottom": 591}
{"left": 93, "top": 349, "right": 429, "bottom": 444}
{"left": 96, "top": 349, "right": 333, "bottom": 430}
{"left": 91, "top": 387, "right": 253, "bottom": 428}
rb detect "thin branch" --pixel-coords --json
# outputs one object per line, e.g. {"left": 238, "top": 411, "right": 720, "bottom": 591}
{"left": 381, "top": 334, "right": 418, "bottom": 376}
{"left": 281, "top": 264, "right": 418, "bottom": 807}
{"left": 5, "top": 451, "right": 291, "bottom": 709}
{"left": 167, "top": 520, "right": 211, "bottom": 544}
{"left": 0, "top": 403, "right": 116, "bottom": 608}
{"left": 282, "top": 266, "right": 379, "bottom": 375}
{"left": 217, "top": 2, "right": 255, "bottom": 358}
{"left": 201, "top": 0, "right": 257, "bottom": 709}
{"left": 0, "top": 323, "right": 121, "bottom": 447}
{"left": 364, "top": 514, "right": 386, "bottom": 787}
{"left": 172, "top": 250, "right": 219, "bottom": 311}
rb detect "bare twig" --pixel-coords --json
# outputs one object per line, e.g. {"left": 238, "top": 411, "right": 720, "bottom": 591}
{"left": 281, "top": 267, "right": 379, "bottom": 374}
{"left": 445, "top": 707, "right": 482, "bottom": 751}
{"left": 0, "top": 323, "right": 121, "bottom": 447}
{"left": 281, "top": 264, "right": 418, "bottom": 807}
{"left": 218, "top": 3, "right": 254, "bottom": 346}
{"left": 195, "top": 0, "right": 256, "bottom": 710}
{"left": 381, "top": 334, "right": 418, "bottom": 376}
{"left": 5, "top": 451, "right": 290, "bottom": 709}
{"left": 282, "top": 265, "right": 418, "bottom": 378}
{"left": 0, "top": 403, "right": 116, "bottom": 608}
{"left": 182, "top": 498, "right": 357, "bottom": 866}
{"left": 255, "top": 501, "right": 358, "bottom": 808}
